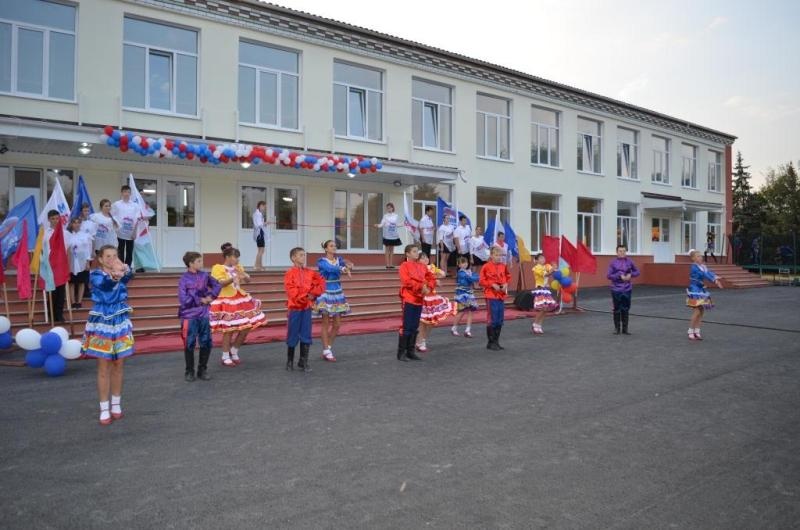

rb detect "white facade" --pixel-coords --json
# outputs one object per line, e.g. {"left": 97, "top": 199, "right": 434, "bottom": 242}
{"left": 0, "top": 0, "right": 734, "bottom": 267}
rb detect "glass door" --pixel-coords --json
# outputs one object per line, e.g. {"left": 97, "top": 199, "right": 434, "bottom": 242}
{"left": 238, "top": 184, "right": 268, "bottom": 268}
{"left": 238, "top": 184, "right": 301, "bottom": 267}
{"left": 163, "top": 179, "right": 197, "bottom": 267}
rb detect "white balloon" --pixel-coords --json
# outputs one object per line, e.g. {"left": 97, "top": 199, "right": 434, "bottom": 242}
{"left": 15, "top": 328, "right": 41, "bottom": 351}
{"left": 132, "top": 135, "right": 142, "bottom": 145}
{"left": 50, "top": 326, "right": 69, "bottom": 344}
{"left": 0, "top": 316, "right": 10, "bottom": 334}
{"left": 59, "top": 339, "right": 83, "bottom": 360}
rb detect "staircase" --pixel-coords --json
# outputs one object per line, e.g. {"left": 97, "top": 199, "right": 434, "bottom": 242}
{"left": 712, "top": 264, "right": 771, "bottom": 289}
{"left": 4, "top": 268, "right": 494, "bottom": 337}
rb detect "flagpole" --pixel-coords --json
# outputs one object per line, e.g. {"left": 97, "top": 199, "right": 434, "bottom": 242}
{"left": 65, "top": 282, "right": 75, "bottom": 337}
{"left": 47, "top": 291, "right": 54, "bottom": 326}
{"left": 2, "top": 282, "right": 8, "bottom": 319}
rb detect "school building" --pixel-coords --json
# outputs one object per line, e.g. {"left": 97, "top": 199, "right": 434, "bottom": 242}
{"left": 0, "top": 0, "right": 736, "bottom": 282}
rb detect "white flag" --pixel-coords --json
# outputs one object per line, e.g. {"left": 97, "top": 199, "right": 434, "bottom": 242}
{"left": 38, "top": 175, "right": 70, "bottom": 226}
{"left": 403, "top": 193, "right": 419, "bottom": 241}
{"left": 128, "top": 174, "right": 154, "bottom": 220}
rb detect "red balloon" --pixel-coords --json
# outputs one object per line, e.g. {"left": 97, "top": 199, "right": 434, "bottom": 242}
{"left": 200, "top": 157, "right": 207, "bottom": 163}
{"left": 178, "top": 143, "right": 186, "bottom": 152}
{"left": 165, "top": 140, "right": 174, "bottom": 150}
{"left": 208, "top": 144, "right": 216, "bottom": 152}
{"left": 350, "top": 161, "right": 358, "bottom": 169}
{"left": 140, "top": 138, "right": 148, "bottom": 149}
{"left": 119, "top": 135, "right": 128, "bottom": 145}
{"left": 186, "top": 152, "right": 194, "bottom": 160}
{"left": 220, "top": 155, "right": 229, "bottom": 163}
{"left": 120, "top": 145, "right": 128, "bottom": 152}
{"left": 359, "top": 168, "right": 367, "bottom": 174}
{"left": 103, "top": 125, "right": 113, "bottom": 136}
{"left": 370, "top": 167, "right": 377, "bottom": 172}
{"left": 562, "top": 292, "right": 573, "bottom": 303}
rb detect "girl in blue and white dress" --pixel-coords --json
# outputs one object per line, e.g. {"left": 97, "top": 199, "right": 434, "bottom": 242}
{"left": 314, "top": 240, "right": 353, "bottom": 362}
{"left": 686, "top": 249, "right": 723, "bottom": 341}
{"left": 451, "top": 256, "right": 480, "bottom": 338}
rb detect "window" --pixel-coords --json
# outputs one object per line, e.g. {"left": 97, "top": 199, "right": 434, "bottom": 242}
{"left": 0, "top": 0, "right": 76, "bottom": 100}
{"left": 530, "top": 193, "right": 559, "bottom": 252}
{"left": 682, "top": 212, "right": 696, "bottom": 253}
{"left": 577, "top": 117, "right": 602, "bottom": 174}
{"left": 0, "top": 167, "right": 9, "bottom": 222}
{"left": 333, "top": 61, "right": 383, "bottom": 141}
{"left": 476, "top": 187, "right": 510, "bottom": 230}
{"left": 577, "top": 198, "right": 602, "bottom": 252}
{"left": 133, "top": 178, "right": 158, "bottom": 226}
{"left": 46, "top": 168, "right": 73, "bottom": 206}
{"left": 651, "top": 217, "right": 670, "bottom": 243}
{"left": 476, "top": 94, "right": 511, "bottom": 160}
{"left": 334, "top": 190, "right": 383, "bottom": 250}
{"left": 412, "top": 78, "right": 452, "bottom": 151}
{"left": 708, "top": 150, "right": 722, "bottom": 192}
{"left": 617, "top": 127, "right": 638, "bottom": 179}
{"left": 681, "top": 143, "right": 697, "bottom": 188}
{"left": 166, "top": 181, "right": 195, "bottom": 227}
{"left": 275, "top": 188, "right": 298, "bottom": 230}
{"left": 616, "top": 202, "right": 639, "bottom": 254}
{"left": 0, "top": 166, "right": 73, "bottom": 218}
{"left": 707, "top": 212, "right": 721, "bottom": 253}
{"left": 412, "top": 183, "right": 451, "bottom": 223}
{"left": 238, "top": 41, "right": 299, "bottom": 130}
{"left": 530, "top": 106, "right": 559, "bottom": 167}
{"left": 652, "top": 136, "right": 670, "bottom": 184}
{"left": 123, "top": 17, "right": 198, "bottom": 115}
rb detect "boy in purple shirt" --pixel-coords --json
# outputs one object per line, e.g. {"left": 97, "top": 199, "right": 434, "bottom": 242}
{"left": 178, "top": 251, "right": 221, "bottom": 381}
{"left": 606, "top": 244, "right": 640, "bottom": 335}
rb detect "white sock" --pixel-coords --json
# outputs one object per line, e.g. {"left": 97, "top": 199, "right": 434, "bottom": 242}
{"left": 451, "top": 325, "right": 458, "bottom": 332}
{"left": 111, "top": 395, "right": 122, "bottom": 414}
{"left": 465, "top": 326, "right": 471, "bottom": 333}
{"left": 99, "top": 401, "right": 110, "bottom": 421}
{"left": 222, "top": 351, "right": 230, "bottom": 360}
{"left": 688, "top": 328, "right": 694, "bottom": 335}
{"left": 694, "top": 328, "right": 701, "bottom": 334}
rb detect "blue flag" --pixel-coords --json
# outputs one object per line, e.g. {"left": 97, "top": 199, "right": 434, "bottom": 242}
{"left": 436, "top": 197, "right": 471, "bottom": 227}
{"left": 502, "top": 221, "right": 519, "bottom": 258}
{"left": 0, "top": 196, "right": 39, "bottom": 266}
{"left": 70, "top": 175, "right": 94, "bottom": 220}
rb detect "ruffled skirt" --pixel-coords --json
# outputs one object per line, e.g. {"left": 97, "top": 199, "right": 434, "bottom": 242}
{"left": 686, "top": 288, "right": 714, "bottom": 309}
{"left": 314, "top": 287, "right": 351, "bottom": 316}
{"left": 81, "top": 302, "right": 134, "bottom": 360}
{"left": 454, "top": 286, "right": 479, "bottom": 312}
{"left": 532, "top": 287, "right": 559, "bottom": 312}
{"left": 420, "top": 293, "right": 456, "bottom": 324}
{"left": 209, "top": 293, "right": 267, "bottom": 332}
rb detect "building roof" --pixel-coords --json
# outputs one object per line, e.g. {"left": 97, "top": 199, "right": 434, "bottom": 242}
{"left": 156, "top": 0, "right": 736, "bottom": 145}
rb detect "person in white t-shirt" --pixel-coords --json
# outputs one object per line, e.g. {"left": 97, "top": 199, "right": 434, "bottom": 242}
{"left": 91, "top": 199, "right": 118, "bottom": 255}
{"left": 111, "top": 185, "right": 139, "bottom": 268}
{"left": 469, "top": 226, "right": 490, "bottom": 271}
{"left": 77, "top": 203, "right": 97, "bottom": 239}
{"left": 66, "top": 217, "right": 93, "bottom": 308}
{"left": 418, "top": 205, "right": 435, "bottom": 257}
{"left": 492, "top": 231, "right": 512, "bottom": 266}
{"left": 375, "top": 203, "right": 401, "bottom": 269}
{"left": 436, "top": 214, "right": 455, "bottom": 275}
{"left": 252, "top": 200, "right": 267, "bottom": 271}
{"left": 453, "top": 215, "right": 472, "bottom": 262}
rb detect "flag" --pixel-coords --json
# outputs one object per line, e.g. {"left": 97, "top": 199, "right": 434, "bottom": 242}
{"left": 542, "top": 235, "right": 560, "bottom": 264}
{"left": 69, "top": 175, "right": 94, "bottom": 220}
{"left": 484, "top": 210, "right": 502, "bottom": 246}
{"left": 128, "top": 174, "right": 155, "bottom": 219}
{"left": 502, "top": 221, "right": 519, "bottom": 259}
{"left": 38, "top": 176, "right": 70, "bottom": 226}
{"left": 436, "top": 197, "right": 470, "bottom": 228}
{"left": 516, "top": 235, "right": 532, "bottom": 263}
{"left": 30, "top": 226, "right": 54, "bottom": 292}
{"left": 560, "top": 235, "right": 578, "bottom": 267}
{"left": 12, "top": 220, "right": 31, "bottom": 299}
{"left": 402, "top": 193, "right": 419, "bottom": 241}
{"left": 0, "top": 250, "right": 4, "bottom": 284}
{"left": 49, "top": 220, "right": 70, "bottom": 287}
{"left": 133, "top": 219, "right": 161, "bottom": 271}
{"left": 1, "top": 196, "right": 39, "bottom": 265}
{"left": 575, "top": 241, "right": 597, "bottom": 274}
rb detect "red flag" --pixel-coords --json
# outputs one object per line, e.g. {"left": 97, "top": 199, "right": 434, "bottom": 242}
{"left": 49, "top": 220, "right": 70, "bottom": 287}
{"left": 542, "top": 235, "right": 560, "bottom": 264}
{"left": 560, "top": 236, "right": 577, "bottom": 267}
{"left": 12, "top": 220, "right": 31, "bottom": 299}
{"left": 575, "top": 241, "right": 598, "bottom": 274}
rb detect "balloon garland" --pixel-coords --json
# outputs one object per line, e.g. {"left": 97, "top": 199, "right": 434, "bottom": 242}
{"left": 12, "top": 323, "right": 83, "bottom": 377}
{"left": 100, "top": 126, "right": 384, "bottom": 174}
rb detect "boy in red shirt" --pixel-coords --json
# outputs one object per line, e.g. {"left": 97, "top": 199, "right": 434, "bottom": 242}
{"left": 479, "top": 246, "right": 511, "bottom": 351}
{"left": 397, "top": 244, "right": 435, "bottom": 362}
{"left": 284, "top": 247, "right": 325, "bottom": 372}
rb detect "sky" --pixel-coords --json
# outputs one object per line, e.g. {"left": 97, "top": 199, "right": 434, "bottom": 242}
{"left": 274, "top": 0, "right": 799, "bottom": 188}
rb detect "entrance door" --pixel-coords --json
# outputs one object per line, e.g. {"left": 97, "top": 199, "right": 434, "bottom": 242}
{"left": 238, "top": 183, "right": 301, "bottom": 267}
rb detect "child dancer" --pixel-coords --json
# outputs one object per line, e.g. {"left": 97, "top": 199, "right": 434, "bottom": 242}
{"left": 397, "top": 244, "right": 433, "bottom": 362}
{"left": 479, "top": 246, "right": 510, "bottom": 350}
{"left": 452, "top": 256, "right": 480, "bottom": 337}
{"left": 285, "top": 247, "right": 325, "bottom": 372}
{"left": 531, "top": 253, "right": 559, "bottom": 334}
{"left": 607, "top": 244, "right": 640, "bottom": 335}
{"left": 209, "top": 243, "right": 266, "bottom": 366}
{"left": 686, "top": 249, "right": 723, "bottom": 340}
{"left": 178, "top": 252, "right": 221, "bottom": 381}
{"left": 81, "top": 245, "right": 134, "bottom": 425}
{"left": 416, "top": 252, "right": 455, "bottom": 353}
{"left": 314, "top": 240, "right": 353, "bottom": 362}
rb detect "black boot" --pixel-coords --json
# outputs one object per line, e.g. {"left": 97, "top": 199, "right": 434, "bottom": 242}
{"left": 197, "top": 347, "right": 211, "bottom": 380}
{"left": 286, "top": 346, "right": 295, "bottom": 371}
{"left": 299, "top": 343, "right": 312, "bottom": 372}
{"left": 397, "top": 335, "right": 409, "bottom": 362}
{"left": 494, "top": 326, "right": 505, "bottom": 350}
{"left": 184, "top": 348, "right": 195, "bottom": 382}
{"left": 613, "top": 312, "right": 621, "bottom": 334}
{"left": 405, "top": 332, "right": 423, "bottom": 361}
{"left": 622, "top": 312, "right": 631, "bottom": 335}
{"left": 487, "top": 326, "right": 501, "bottom": 351}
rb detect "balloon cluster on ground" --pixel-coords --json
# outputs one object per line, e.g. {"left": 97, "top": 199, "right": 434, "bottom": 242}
{"left": 100, "top": 126, "right": 384, "bottom": 174}
{"left": 0, "top": 316, "right": 11, "bottom": 349}
{"left": 550, "top": 266, "right": 578, "bottom": 304}
{"left": 15, "top": 324, "right": 83, "bottom": 377}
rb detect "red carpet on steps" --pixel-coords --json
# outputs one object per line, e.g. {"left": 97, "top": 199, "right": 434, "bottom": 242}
{"left": 133, "top": 308, "right": 538, "bottom": 355}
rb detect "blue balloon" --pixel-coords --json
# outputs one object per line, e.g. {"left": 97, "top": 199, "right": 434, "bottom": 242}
{"left": 111, "top": 130, "right": 121, "bottom": 140}
{"left": 560, "top": 276, "right": 573, "bottom": 288}
{"left": 40, "top": 332, "right": 62, "bottom": 356}
{"left": 172, "top": 147, "right": 180, "bottom": 155}
{"left": 376, "top": 162, "right": 383, "bottom": 170}
{"left": 252, "top": 157, "right": 261, "bottom": 165}
{"left": 0, "top": 332, "right": 12, "bottom": 349}
{"left": 106, "top": 137, "right": 115, "bottom": 146}
{"left": 44, "top": 354, "right": 66, "bottom": 377}
{"left": 152, "top": 141, "right": 161, "bottom": 150}
{"left": 25, "top": 349, "right": 46, "bottom": 368}
{"left": 358, "top": 160, "right": 370, "bottom": 169}
{"left": 552, "top": 270, "right": 563, "bottom": 281}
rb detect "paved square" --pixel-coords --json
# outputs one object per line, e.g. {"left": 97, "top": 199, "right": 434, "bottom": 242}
{"left": 1, "top": 286, "right": 798, "bottom": 529}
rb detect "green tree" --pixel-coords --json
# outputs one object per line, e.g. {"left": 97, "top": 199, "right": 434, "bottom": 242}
{"left": 759, "top": 162, "right": 800, "bottom": 237}
{"left": 731, "top": 151, "right": 762, "bottom": 235}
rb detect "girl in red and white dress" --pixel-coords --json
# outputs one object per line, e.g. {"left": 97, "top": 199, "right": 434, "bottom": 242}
{"left": 415, "top": 252, "right": 455, "bottom": 353}
{"left": 209, "top": 243, "right": 266, "bottom": 366}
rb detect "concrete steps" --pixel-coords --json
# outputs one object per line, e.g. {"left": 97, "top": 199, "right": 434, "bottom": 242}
{"left": 710, "top": 264, "right": 771, "bottom": 289}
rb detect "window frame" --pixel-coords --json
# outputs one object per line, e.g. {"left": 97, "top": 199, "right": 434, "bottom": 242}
{"left": 682, "top": 212, "right": 696, "bottom": 253}
{"left": 0, "top": 4, "right": 77, "bottom": 102}
{"left": 333, "top": 60, "right": 384, "bottom": 142}
{"left": 412, "top": 78, "right": 454, "bottom": 152}
{"left": 476, "top": 93, "right": 512, "bottom": 161}
{"left": 530, "top": 193, "right": 560, "bottom": 252}
{"left": 651, "top": 217, "right": 670, "bottom": 243}
{"left": 651, "top": 135, "right": 671, "bottom": 185}
{"left": 576, "top": 117, "right": 603, "bottom": 175}
{"left": 616, "top": 127, "right": 639, "bottom": 180}
{"left": 237, "top": 39, "right": 301, "bottom": 132}
{"left": 616, "top": 202, "right": 639, "bottom": 254}
{"left": 333, "top": 189, "right": 385, "bottom": 251}
{"left": 707, "top": 212, "right": 722, "bottom": 253}
{"left": 577, "top": 198, "right": 602, "bottom": 253}
{"left": 681, "top": 143, "right": 698, "bottom": 189}
{"left": 122, "top": 15, "right": 199, "bottom": 118}
{"left": 530, "top": 106, "right": 560, "bottom": 168}
{"left": 708, "top": 150, "right": 723, "bottom": 193}
{"left": 476, "top": 186, "right": 511, "bottom": 230}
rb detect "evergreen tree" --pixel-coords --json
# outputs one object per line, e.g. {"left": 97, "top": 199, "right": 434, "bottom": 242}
{"left": 731, "top": 151, "right": 755, "bottom": 235}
